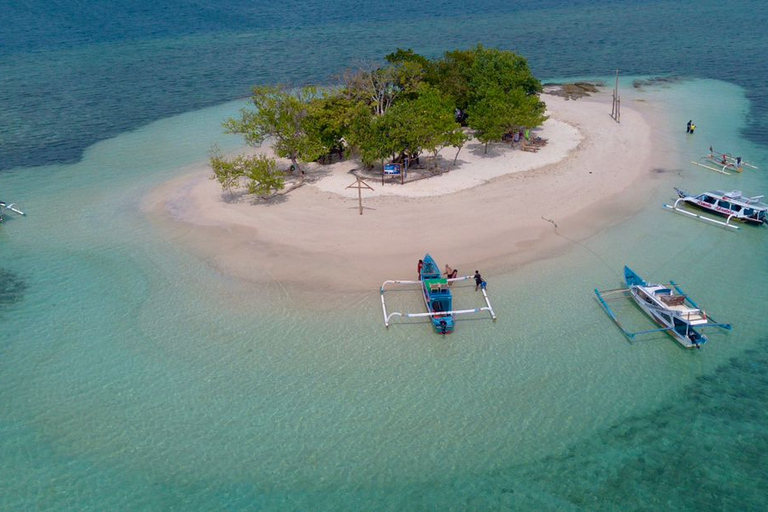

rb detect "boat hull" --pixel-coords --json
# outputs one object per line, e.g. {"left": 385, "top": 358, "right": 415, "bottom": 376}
{"left": 420, "top": 254, "right": 455, "bottom": 334}
{"left": 675, "top": 188, "right": 767, "bottom": 225}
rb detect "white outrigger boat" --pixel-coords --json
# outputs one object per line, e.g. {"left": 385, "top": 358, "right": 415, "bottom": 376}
{"left": 380, "top": 254, "right": 496, "bottom": 334}
{"left": 690, "top": 147, "right": 758, "bottom": 175}
{"left": 663, "top": 187, "right": 767, "bottom": 230}
{"left": 0, "top": 201, "right": 25, "bottom": 223}
{"left": 595, "top": 266, "right": 731, "bottom": 349}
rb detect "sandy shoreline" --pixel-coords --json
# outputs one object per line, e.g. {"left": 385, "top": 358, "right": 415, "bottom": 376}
{"left": 145, "top": 90, "right": 678, "bottom": 303}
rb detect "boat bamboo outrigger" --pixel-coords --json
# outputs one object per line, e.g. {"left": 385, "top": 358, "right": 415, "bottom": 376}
{"left": 380, "top": 254, "right": 496, "bottom": 334}
{"left": 0, "top": 201, "right": 25, "bottom": 223}
{"left": 690, "top": 147, "right": 759, "bottom": 175}
{"left": 663, "top": 187, "right": 767, "bottom": 230}
{"left": 595, "top": 266, "right": 731, "bottom": 349}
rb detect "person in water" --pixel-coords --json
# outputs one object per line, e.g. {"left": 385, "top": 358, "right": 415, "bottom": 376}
{"left": 686, "top": 120, "right": 692, "bottom": 133}
{"left": 690, "top": 123, "right": 696, "bottom": 134}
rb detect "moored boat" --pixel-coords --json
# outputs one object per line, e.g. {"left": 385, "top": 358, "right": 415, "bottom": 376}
{"left": 379, "top": 255, "right": 497, "bottom": 332}
{"left": 668, "top": 188, "right": 767, "bottom": 227}
{"left": 419, "top": 254, "right": 455, "bottom": 334}
{"left": 595, "top": 266, "right": 731, "bottom": 349}
{"left": 690, "top": 148, "right": 758, "bottom": 175}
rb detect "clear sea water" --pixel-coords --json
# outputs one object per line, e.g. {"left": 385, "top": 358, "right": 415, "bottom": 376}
{"left": 1, "top": 1, "right": 767, "bottom": 510}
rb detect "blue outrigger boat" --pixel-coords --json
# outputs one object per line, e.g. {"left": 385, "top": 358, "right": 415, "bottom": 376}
{"left": 379, "top": 254, "right": 497, "bottom": 333}
{"left": 419, "top": 254, "right": 455, "bottom": 334}
{"left": 595, "top": 266, "right": 731, "bottom": 349}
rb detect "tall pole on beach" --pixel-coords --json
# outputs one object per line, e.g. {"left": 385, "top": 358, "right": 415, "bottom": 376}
{"left": 346, "top": 176, "right": 374, "bottom": 215}
{"left": 611, "top": 69, "right": 621, "bottom": 123}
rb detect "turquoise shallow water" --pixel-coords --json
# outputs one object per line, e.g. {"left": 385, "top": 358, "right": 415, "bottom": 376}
{"left": 2, "top": 76, "right": 767, "bottom": 509}
{"left": 3, "top": 0, "right": 768, "bottom": 507}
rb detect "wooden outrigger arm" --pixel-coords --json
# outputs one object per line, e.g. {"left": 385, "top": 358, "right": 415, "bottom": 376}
{"left": 380, "top": 276, "right": 497, "bottom": 328}
{"left": 663, "top": 197, "right": 740, "bottom": 230}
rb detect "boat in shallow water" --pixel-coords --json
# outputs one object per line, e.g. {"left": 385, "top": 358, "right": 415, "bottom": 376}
{"left": 690, "top": 148, "right": 758, "bottom": 175}
{"left": 595, "top": 266, "right": 731, "bottom": 349}
{"left": 419, "top": 254, "right": 455, "bottom": 334}
{"left": 664, "top": 188, "right": 767, "bottom": 229}
{"left": 379, "top": 255, "right": 496, "bottom": 332}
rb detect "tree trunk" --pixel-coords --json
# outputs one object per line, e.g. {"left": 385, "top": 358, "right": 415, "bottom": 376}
{"left": 484, "top": 142, "right": 488, "bottom": 154}
{"left": 279, "top": 181, "right": 306, "bottom": 195}
{"left": 291, "top": 157, "right": 305, "bottom": 183}
{"left": 453, "top": 146, "right": 463, "bottom": 165}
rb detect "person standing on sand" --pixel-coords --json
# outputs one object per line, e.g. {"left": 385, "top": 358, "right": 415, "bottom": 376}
{"left": 417, "top": 259, "right": 423, "bottom": 278}
{"left": 444, "top": 264, "right": 453, "bottom": 280}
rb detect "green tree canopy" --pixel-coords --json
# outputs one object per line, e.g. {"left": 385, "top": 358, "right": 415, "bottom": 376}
{"left": 468, "top": 45, "right": 542, "bottom": 100}
{"left": 467, "top": 86, "right": 547, "bottom": 153}
{"left": 224, "top": 85, "right": 325, "bottom": 176}
{"left": 305, "top": 92, "right": 356, "bottom": 158}
{"left": 209, "top": 148, "right": 284, "bottom": 198}
{"left": 386, "top": 85, "right": 467, "bottom": 166}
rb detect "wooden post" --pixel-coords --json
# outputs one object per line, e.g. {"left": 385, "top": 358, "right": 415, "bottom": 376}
{"left": 346, "top": 176, "right": 374, "bottom": 215}
{"left": 611, "top": 69, "right": 621, "bottom": 123}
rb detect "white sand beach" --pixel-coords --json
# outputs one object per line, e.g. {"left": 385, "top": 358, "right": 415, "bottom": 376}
{"left": 146, "top": 90, "right": 678, "bottom": 301}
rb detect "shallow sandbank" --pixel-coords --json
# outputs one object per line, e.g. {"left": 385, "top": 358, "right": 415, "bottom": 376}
{"left": 145, "top": 91, "right": 679, "bottom": 303}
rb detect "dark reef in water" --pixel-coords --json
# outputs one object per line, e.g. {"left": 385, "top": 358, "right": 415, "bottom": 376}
{"left": 632, "top": 76, "right": 686, "bottom": 89}
{"left": 0, "top": 268, "right": 27, "bottom": 310}
{"left": 543, "top": 82, "right": 603, "bottom": 100}
{"left": 503, "top": 343, "right": 768, "bottom": 511}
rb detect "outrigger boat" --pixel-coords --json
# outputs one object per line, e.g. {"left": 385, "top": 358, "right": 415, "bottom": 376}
{"left": 690, "top": 147, "right": 758, "bottom": 175}
{"left": 380, "top": 254, "right": 496, "bottom": 334}
{"left": 595, "top": 266, "right": 731, "bottom": 349}
{"left": 663, "top": 187, "right": 767, "bottom": 229}
{"left": 0, "top": 201, "right": 25, "bottom": 223}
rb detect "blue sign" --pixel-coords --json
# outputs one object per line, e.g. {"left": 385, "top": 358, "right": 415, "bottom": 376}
{"left": 384, "top": 163, "right": 401, "bottom": 175}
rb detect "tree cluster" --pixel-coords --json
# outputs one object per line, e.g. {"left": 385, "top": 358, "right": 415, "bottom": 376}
{"left": 211, "top": 45, "right": 546, "bottom": 197}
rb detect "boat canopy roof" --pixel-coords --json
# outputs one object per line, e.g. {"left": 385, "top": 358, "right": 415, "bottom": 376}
{"left": 705, "top": 190, "right": 767, "bottom": 207}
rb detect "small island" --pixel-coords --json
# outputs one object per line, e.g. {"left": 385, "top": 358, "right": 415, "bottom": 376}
{"left": 147, "top": 47, "right": 675, "bottom": 303}
{"left": 209, "top": 45, "right": 548, "bottom": 198}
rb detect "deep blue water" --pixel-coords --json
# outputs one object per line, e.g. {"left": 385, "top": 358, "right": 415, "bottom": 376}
{"left": 1, "top": 0, "right": 767, "bottom": 171}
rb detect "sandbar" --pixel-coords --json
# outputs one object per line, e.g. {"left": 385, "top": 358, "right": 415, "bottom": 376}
{"left": 145, "top": 90, "right": 678, "bottom": 303}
